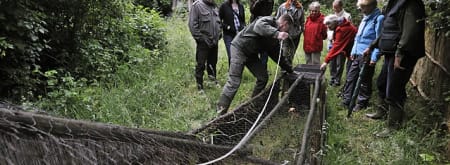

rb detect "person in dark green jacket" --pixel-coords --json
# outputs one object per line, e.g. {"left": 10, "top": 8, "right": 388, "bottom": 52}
{"left": 216, "top": 14, "right": 295, "bottom": 115}
{"left": 364, "top": 0, "right": 426, "bottom": 137}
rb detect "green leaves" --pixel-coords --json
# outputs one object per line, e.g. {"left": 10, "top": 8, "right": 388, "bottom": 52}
{"left": 419, "top": 153, "right": 436, "bottom": 162}
{"left": 425, "top": 0, "right": 450, "bottom": 36}
{"left": 0, "top": 37, "right": 14, "bottom": 57}
{"left": 0, "top": 0, "right": 167, "bottom": 102}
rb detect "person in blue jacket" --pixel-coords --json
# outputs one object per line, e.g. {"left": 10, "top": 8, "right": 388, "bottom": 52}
{"left": 341, "top": 0, "right": 384, "bottom": 111}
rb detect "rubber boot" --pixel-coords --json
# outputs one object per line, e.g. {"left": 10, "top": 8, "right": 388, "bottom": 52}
{"left": 376, "top": 103, "right": 404, "bottom": 138}
{"left": 208, "top": 75, "right": 220, "bottom": 87}
{"left": 196, "top": 76, "right": 204, "bottom": 91}
{"left": 217, "top": 95, "right": 231, "bottom": 115}
{"left": 365, "top": 99, "right": 387, "bottom": 120}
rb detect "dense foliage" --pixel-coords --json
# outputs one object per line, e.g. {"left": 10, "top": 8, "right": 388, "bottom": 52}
{"left": 135, "top": 0, "right": 173, "bottom": 16}
{"left": 425, "top": 0, "right": 450, "bottom": 36}
{"left": 0, "top": 0, "right": 166, "bottom": 102}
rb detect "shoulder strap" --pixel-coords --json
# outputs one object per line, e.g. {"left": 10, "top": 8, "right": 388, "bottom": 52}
{"left": 373, "top": 14, "right": 380, "bottom": 26}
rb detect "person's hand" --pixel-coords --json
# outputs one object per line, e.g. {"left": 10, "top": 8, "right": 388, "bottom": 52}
{"left": 350, "top": 55, "right": 356, "bottom": 61}
{"left": 363, "top": 48, "right": 372, "bottom": 57}
{"left": 320, "top": 62, "right": 328, "bottom": 71}
{"left": 369, "top": 60, "right": 376, "bottom": 66}
{"left": 202, "top": 36, "right": 211, "bottom": 44}
{"left": 277, "top": 32, "right": 289, "bottom": 40}
{"left": 394, "top": 56, "right": 405, "bottom": 70}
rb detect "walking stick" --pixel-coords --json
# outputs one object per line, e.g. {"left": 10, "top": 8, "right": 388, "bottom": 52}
{"left": 347, "top": 56, "right": 370, "bottom": 118}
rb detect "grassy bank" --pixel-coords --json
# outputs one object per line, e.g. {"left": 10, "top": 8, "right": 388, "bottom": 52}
{"left": 33, "top": 16, "right": 448, "bottom": 164}
{"left": 135, "top": 16, "right": 448, "bottom": 163}
{"left": 324, "top": 83, "right": 448, "bottom": 164}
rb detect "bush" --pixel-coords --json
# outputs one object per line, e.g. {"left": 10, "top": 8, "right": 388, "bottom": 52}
{"left": 134, "top": 0, "right": 173, "bottom": 16}
{"left": 0, "top": 0, "right": 166, "bottom": 102}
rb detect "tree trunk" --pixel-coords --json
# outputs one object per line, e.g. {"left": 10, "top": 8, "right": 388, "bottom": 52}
{"left": 410, "top": 28, "right": 450, "bottom": 158}
{"left": 172, "top": 0, "right": 178, "bottom": 12}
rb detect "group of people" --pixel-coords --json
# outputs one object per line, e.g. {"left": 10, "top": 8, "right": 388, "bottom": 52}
{"left": 188, "top": 0, "right": 426, "bottom": 137}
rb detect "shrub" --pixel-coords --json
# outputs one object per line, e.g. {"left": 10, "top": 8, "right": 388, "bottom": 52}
{"left": 0, "top": 0, "right": 166, "bottom": 102}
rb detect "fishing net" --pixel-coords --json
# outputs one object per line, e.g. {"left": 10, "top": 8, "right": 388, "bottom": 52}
{"left": 0, "top": 64, "right": 327, "bottom": 165}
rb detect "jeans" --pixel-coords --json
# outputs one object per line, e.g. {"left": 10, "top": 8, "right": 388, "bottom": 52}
{"left": 223, "top": 33, "right": 235, "bottom": 67}
{"left": 342, "top": 55, "right": 375, "bottom": 106}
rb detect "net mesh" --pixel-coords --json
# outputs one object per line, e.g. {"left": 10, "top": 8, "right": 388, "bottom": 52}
{"left": 0, "top": 64, "right": 326, "bottom": 165}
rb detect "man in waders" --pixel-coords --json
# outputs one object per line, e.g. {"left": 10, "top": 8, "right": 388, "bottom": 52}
{"left": 217, "top": 14, "right": 295, "bottom": 114}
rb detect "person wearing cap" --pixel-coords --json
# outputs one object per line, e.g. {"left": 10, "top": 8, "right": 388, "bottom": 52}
{"left": 217, "top": 14, "right": 295, "bottom": 115}
{"left": 341, "top": 0, "right": 384, "bottom": 112}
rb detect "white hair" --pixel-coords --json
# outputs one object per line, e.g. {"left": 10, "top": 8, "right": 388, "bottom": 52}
{"left": 323, "top": 14, "right": 343, "bottom": 25}
{"left": 309, "top": 1, "right": 321, "bottom": 10}
{"left": 357, "top": 0, "right": 377, "bottom": 7}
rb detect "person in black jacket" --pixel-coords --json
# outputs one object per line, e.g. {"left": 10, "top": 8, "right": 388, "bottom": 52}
{"left": 364, "top": 0, "right": 426, "bottom": 137}
{"left": 219, "top": 0, "right": 246, "bottom": 67}
{"left": 249, "top": 0, "right": 274, "bottom": 22}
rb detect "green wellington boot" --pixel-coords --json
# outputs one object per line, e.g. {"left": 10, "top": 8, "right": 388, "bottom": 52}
{"left": 366, "top": 99, "right": 388, "bottom": 120}
{"left": 217, "top": 95, "right": 231, "bottom": 115}
{"left": 376, "top": 103, "right": 404, "bottom": 138}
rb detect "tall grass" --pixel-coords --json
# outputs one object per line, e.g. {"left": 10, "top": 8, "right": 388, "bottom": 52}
{"left": 33, "top": 13, "right": 448, "bottom": 164}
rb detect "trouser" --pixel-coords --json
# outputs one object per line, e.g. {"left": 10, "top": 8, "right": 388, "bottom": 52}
{"left": 305, "top": 52, "right": 321, "bottom": 64}
{"left": 259, "top": 51, "right": 269, "bottom": 66}
{"left": 218, "top": 45, "right": 269, "bottom": 110}
{"left": 280, "top": 36, "right": 299, "bottom": 96}
{"left": 282, "top": 35, "right": 301, "bottom": 66}
{"left": 342, "top": 55, "right": 375, "bottom": 106}
{"left": 377, "top": 54, "right": 420, "bottom": 127}
{"left": 223, "top": 33, "right": 236, "bottom": 67}
{"left": 329, "top": 53, "right": 347, "bottom": 84}
{"left": 195, "top": 41, "right": 218, "bottom": 87}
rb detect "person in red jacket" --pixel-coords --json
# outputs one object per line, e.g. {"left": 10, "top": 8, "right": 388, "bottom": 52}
{"left": 302, "top": 1, "right": 327, "bottom": 64}
{"left": 320, "top": 15, "right": 356, "bottom": 71}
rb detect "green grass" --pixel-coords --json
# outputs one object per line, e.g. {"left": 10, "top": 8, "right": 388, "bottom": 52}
{"left": 33, "top": 15, "right": 449, "bottom": 164}
{"left": 323, "top": 63, "right": 449, "bottom": 164}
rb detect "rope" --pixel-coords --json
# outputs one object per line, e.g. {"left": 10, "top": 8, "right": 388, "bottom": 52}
{"left": 198, "top": 41, "right": 285, "bottom": 165}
